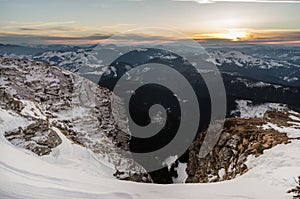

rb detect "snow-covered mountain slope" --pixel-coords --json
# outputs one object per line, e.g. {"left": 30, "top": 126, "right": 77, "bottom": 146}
{"left": 27, "top": 47, "right": 300, "bottom": 113}
{"left": 1, "top": 106, "right": 300, "bottom": 199}
{"left": 208, "top": 50, "right": 286, "bottom": 69}
{"left": 207, "top": 50, "right": 300, "bottom": 86}
{"left": 33, "top": 49, "right": 103, "bottom": 72}
{"left": 0, "top": 56, "right": 147, "bottom": 179}
{"left": 231, "top": 100, "right": 287, "bottom": 118}
{"left": 208, "top": 51, "right": 300, "bottom": 86}
{"left": 1, "top": 56, "right": 300, "bottom": 198}
{"left": 2, "top": 44, "right": 299, "bottom": 86}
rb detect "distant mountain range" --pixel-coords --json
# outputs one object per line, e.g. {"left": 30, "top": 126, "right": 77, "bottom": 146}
{"left": 1, "top": 43, "right": 299, "bottom": 114}
{"left": 1, "top": 43, "right": 299, "bottom": 86}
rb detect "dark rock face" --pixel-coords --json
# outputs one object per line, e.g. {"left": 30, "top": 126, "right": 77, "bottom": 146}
{"left": 0, "top": 91, "right": 24, "bottom": 112}
{"left": 0, "top": 57, "right": 74, "bottom": 113}
{"left": 0, "top": 56, "right": 129, "bottom": 157}
{"left": 113, "top": 170, "right": 153, "bottom": 183}
{"left": 186, "top": 111, "right": 293, "bottom": 183}
{"left": 5, "top": 121, "right": 62, "bottom": 156}
{"left": 0, "top": 56, "right": 149, "bottom": 182}
{"left": 287, "top": 176, "right": 300, "bottom": 198}
{"left": 148, "top": 167, "right": 175, "bottom": 184}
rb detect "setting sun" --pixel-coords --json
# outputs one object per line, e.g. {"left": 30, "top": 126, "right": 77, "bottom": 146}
{"left": 200, "top": 30, "right": 250, "bottom": 42}
{"left": 220, "top": 30, "right": 248, "bottom": 41}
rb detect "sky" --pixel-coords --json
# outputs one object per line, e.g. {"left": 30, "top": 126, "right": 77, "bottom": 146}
{"left": 0, "top": 0, "right": 300, "bottom": 45}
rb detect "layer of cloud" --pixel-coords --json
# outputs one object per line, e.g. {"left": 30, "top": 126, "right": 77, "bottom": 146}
{"left": 1, "top": 30, "right": 300, "bottom": 45}
{"left": 0, "top": 21, "right": 137, "bottom": 41}
{"left": 0, "top": 33, "right": 111, "bottom": 44}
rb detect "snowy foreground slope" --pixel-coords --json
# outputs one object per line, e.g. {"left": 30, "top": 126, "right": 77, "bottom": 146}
{"left": 1, "top": 56, "right": 300, "bottom": 198}
{"left": 0, "top": 109, "right": 299, "bottom": 199}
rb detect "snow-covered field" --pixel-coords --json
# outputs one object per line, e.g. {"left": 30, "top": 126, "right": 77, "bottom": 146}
{"left": 1, "top": 108, "right": 300, "bottom": 199}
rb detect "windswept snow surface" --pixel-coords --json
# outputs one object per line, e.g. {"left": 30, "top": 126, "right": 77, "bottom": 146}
{"left": 1, "top": 108, "right": 300, "bottom": 198}
{"left": 231, "top": 100, "right": 287, "bottom": 118}
{"left": 261, "top": 110, "right": 300, "bottom": 139}
{"left": 172, "top": 162, "right": 188, "bottom": 184}
{"left": 262, "top": 122, "right": 300, "bottom": 139}
{"left": 20, "top": 100, "right": 47, "bottom": 120}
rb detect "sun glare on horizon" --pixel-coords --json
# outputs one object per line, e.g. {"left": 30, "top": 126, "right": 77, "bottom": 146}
{"left": 200, "top": 29, "right": 250, "bottom": 42}
{"left": 220, "top": 30, "right": 248, "bottom": 41}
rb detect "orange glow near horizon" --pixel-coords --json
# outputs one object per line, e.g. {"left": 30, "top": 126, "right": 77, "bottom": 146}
{"left": 198, "top": 29, "right": 250, "bottom": 41}
{"left": 219, "top": 31, "right": 249, "bottom": 41}
{"left": 4, "top": 28, "right": 298, "bottom": 45}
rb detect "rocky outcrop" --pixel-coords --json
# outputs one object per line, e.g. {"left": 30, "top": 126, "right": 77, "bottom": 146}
{"left": 0, "top": 56, "right": 149, "bottom": 181}
{"left": 5, "top": 120, "right": 62, "bottom": 156}
{"left": 113, "top": 170, "right": 153, "bottom": 183}
{"left": 288, "top": 176, "right": 300, "bottom": 198}
{"left": 186, "top": 110, "right": 298, "bottom": 183}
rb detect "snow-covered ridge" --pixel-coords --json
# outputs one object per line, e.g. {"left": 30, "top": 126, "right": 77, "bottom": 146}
{"left": 34, "top": 50, "right": 103, "bottom": 71}
{"left": 230, "top": 77, "right": 283, "bottom": 89}
{"left": 0, "top": 56, "right": 147, "bottom": 178}
{"left": 207, "top": 50, "right": 300, "bottom": 85}
{"left": 208, "top": 50, "right": 289, "bottom": 69}
{"left": 231, "top": 100, "right": 287, "bottom": 119}
{"left": 4, "top": 47, "right": 299, "bottom": 87}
